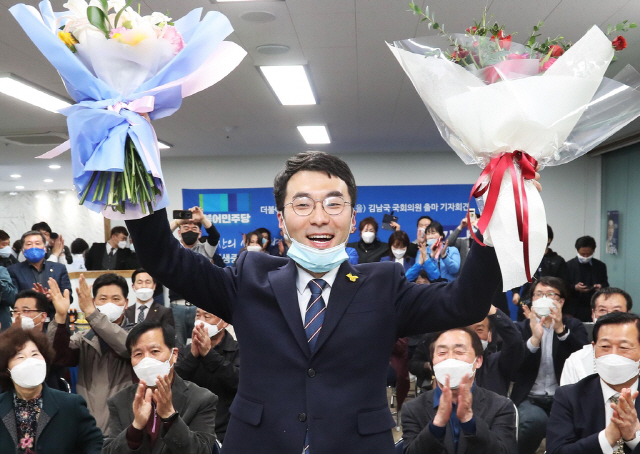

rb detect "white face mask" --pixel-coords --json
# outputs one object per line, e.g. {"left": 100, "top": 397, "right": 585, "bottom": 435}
{"left": 481, "top": 339, "right": 489, "bottom": 351}
{"left": 12, "top": 315, "right": 42, "bottom": 330}
{"left": 361, "top": 231, "right": 375, "bottom": 244}
{"left": 117, "top": 241, "right": 127, "bottom": 249}
{"left": 532, "top": 297, "right": 555, "bottom": 317}
{"left": 195, "top": 319, "right": 221, "bottom": 337}
{"left": 10, "top": 358, "right": 47, "bottom": 389}
{"left": 96, "top": 302, "right": 125, "bottom": 322}
{"left": 391, "top": 248, "right": 406, "bottom": 259}
{"left": 433, "top": 358, "right": 476, "bottom": 389}
{"left": 130, "top": 244, "right": 136, "bottom": 253}
{"left": 0, "top": 246, "right": 12, "bottom": 258}
{"left": 133, "top": 351, "right": 173, "bottom": 387}
{"left": 577, "top": 253, "right": 593, "bottom": 264}
{"left": 246, "top": 245, "right": 262, "bottom": 252}
{"left": 595, "top": 354, "right": 640, "bottom": 385}
{"left": 135, "top": 288, "right": 154, "bottom": 302}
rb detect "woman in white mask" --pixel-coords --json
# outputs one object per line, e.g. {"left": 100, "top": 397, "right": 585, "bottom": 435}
{"left": 380, "top": 230, "right": 415, "bottom": 272}
{"left": 241, "top": 232, "right": 266, "bottom": 254}
{"left": 346, "top": 217, "right": 388, "bottom": 263}
{"left": 0, "top": 327, "right": 103, "bottom": 453}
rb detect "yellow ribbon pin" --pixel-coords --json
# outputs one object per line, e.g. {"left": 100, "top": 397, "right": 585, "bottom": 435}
{"left": 346, "top": 273, "right": 358, "bottom": 282}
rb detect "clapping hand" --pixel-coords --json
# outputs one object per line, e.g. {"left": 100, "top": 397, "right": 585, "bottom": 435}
{"left": 433, "top": 375, "right": 452, "bottom": 427}
{"left": 153, "top": 374, "right": 176, "bottom": 419}
{"left": 191, "top": 323, "right": 212, "bottom": 357}
{"left": 77, "top": 274, "right": 95, "bottom": 317}
{"left": 549, "top": 302, "right": 565, "bottom": 334}
{"left": 456, "top": 373, "right": 474, "bottom": 423}
{"left": 49, "top": 277, "right": 70, "bottom": 324}
{"left": 611, "top": 388, "right": 640, "bottom": 442}
{"left": 51, "top": 235, "right": 65, "bottom": 258}
{"left": 132, "top": 381, "right": 153, "bottom": 430}
{"left": 418, "top": 243, "right": 428, "bottom": 265}
{"left": 32, "top": 282, "right": 52, "bottom": 301}
{"left": 523, "top": 304, "right": 546, "bottom": 348}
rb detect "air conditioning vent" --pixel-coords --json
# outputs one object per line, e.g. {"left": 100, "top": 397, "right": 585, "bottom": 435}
{"left": 0, "top": 132, "right": 68, "bottom": 146}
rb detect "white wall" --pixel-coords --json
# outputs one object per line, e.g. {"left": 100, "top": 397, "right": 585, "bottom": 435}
{"left": 160, "top": 151, "right": 602, "bottom": 261}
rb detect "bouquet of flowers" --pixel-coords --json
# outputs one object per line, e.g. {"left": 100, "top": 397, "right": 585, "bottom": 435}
{"left": 388, "top": 6, "right": 640, "bottom": 289}
{"left": 10, "top": 0, "right": 247, "bottom": 219}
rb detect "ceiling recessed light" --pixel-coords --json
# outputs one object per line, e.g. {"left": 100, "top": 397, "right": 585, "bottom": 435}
{"left": 158, "top": 140, "right": 172, "bottom": 149}
{"left": 297, "top": 126, "right": 331, "bottom": 144}
{"left": 215, "top": 0, "right": 284, "bottom": 3}
{"left": 15, "top": 186, "right": 24, "bottom": 189}
{"left": 58, "top": 190, "right": 66, "bottom": 194}
{"left": 10, "top": 174, "right": 21, "bottom": 178}
{"left": 259, "top": 66, "right": 316, "bottom": 105}
{"left": 256, "top": 44, "right": 290, "bottom": 55}
{"left": 9, "top": 192, "right": 17, "bottom": 195}
{"left": 49, "top": 164, "right": 61, "bottom": 169}
{"left": 0, "top": 73, "right": 72, "bottom": 113}
{"left": 43, "top": 179, "right": 53, "bottom": 183}
{"left": 240, "top": 11, "right": 276, "bottom": 23}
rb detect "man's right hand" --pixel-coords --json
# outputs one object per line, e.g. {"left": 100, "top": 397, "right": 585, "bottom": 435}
{"left": 51, "top": 235, "right": 64, "bottom": 258}
{"left": 48, "top": 277, "right": 70, "bottom": 324}
{"left": 132, "top": 381, "right": 153, "bottom": 430}
{"left": 605, "top": 417, "right": 622, "bottom": 447}
{"left": 523, "top": 304, "right": 545, "bottom": 348}
{"left": 77, "top": 274, "right": 95, "bottom": 318}
{"left": 190, "top": 326, "right": 200, "bottom": 357}
{"left": 433, "top": 375, "right": 452, "bottom": 427}
{"left": 418, "top": 243, "right": 427, "bottom": 265}
{"left": 459, "top": 217, "right": 468, "bottom": 229}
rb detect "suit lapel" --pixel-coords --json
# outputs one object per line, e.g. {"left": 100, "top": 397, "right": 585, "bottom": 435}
{"left": 581, "top": 376, "right": 606, "bottom": 435}
{"left": 268, "top": 260, "right": 311, "bottom": 357}
{"left": 0, "top": 393, "right": 17, "bottom": 448}
{"left": 36, "top": 386, "right": 58, "bottom": 443}
{"left": 312, "top": 261, "right": 366, "bottom": 356}
{"left": 124, "top": 306, "right": 135, "bottom": 324}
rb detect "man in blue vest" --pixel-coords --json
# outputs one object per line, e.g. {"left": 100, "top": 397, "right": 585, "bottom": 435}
{"left": 126, "top": 151, "right": 540, "bottom": 454}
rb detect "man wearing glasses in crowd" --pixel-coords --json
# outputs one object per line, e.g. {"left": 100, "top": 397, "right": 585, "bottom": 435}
{"left": 125, "top": 151, "right": 541, "bottom": 454}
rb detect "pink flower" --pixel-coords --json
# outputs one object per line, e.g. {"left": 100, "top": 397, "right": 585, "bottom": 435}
{"left": 507, "top": 53, "right": 529, "bottom": 60}
{"left": 20, "top": 434, "right": 34, "bottom": 449}
{"left": 539, "top": 57, "right": 557, "bottom": 72}
{"left": 161, "top": 25, "right": 185, "bottom": 55}
{"left": 109, "top": 27, "right": 128, "bottom": 39}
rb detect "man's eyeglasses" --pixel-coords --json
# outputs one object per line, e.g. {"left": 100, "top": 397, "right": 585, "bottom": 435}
{"left": 284, "top": 196, "right": 352, "bottom": 217}
{"left": 533, "top": 291, "right": 561, "bottom": 300}
{"left": 10, "top": 309, "right": 41, "bottom": 316}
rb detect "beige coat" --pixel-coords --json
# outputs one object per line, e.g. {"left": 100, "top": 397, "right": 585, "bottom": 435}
{"left": 47, "top": 310, "right": 135, "bottom": 432}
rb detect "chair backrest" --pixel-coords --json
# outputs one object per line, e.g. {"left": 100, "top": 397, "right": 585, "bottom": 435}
{"left": 584, "top": 322, "right": 595, "bottom": 343}
{"left": 395, "top": 438, "right": 403, "bottom": 454}
{"left": 513, "top": 401, "right": 519, "bottom": 442}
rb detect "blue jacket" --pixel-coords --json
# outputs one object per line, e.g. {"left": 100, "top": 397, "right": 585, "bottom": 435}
{"left": 126, "top": 208, "right": 501, "bottom": 454}
{"left": 7, "top": 260, "right": 72, "bottom": 303}
{"left": 405, "top": 258, "right": 441, "bottom": 282}
{"left": 0, "top": 267, "right": 17, "bottom": 331}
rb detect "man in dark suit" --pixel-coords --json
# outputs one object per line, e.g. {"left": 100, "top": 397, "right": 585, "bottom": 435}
{"left": 85, "top": 226, "right": 133, "bottom": 270}
{"left": 125, "top": 269, "right": 175, "bottom": 327}
{"left": 125, "top": 151, "right": 539, "bottom": 454}
{"left": 566, "top": 235, "right": 610, "bottom": 322}
{"left": 103, "top": 321, "right": 217, "bottom": 454}
{"left": 7, "top": 231, "right": 72, "bottom": 318}
{"left": 547, "top": 311, "right": 640, "bottom": 454}
{"left": 401, "top": 327, "right": 517, "bottom": 454}
{"left": 513, "top": 276, "right": 588, "bottom": 454}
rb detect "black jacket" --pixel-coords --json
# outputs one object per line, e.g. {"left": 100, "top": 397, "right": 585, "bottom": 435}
{"left": 512, "top": 316, "right": 588, "bottom": 405}
{"left": 175, "top": 329, "right": 239, "bottom": 442}
{"left": 546, "top": 374, "right": 640, "bottom": 454}
{"left": 346, "top": 238, "right": 388, "bottom": 263}
{"left": 565, "top": 257, "right": 609, "bottom": 322}
{"left": 84, "top": 243, "right": 133, "bottom": 271}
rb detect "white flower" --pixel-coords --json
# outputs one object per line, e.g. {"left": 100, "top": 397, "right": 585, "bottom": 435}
{"left": 63, "top": 0, "right": 89, "bottom": 19}
{"left": 145, "top": 12, "right": 172, "bottom": 25}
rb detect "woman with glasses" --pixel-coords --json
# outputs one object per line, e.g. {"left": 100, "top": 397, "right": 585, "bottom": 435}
{"left": 0, "top": 326, "right": 103, "bottom": 453}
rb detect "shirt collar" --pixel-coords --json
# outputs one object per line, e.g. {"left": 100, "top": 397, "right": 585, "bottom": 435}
{"left": 600, "top": 377, "right": 639, "bottom": 402}
{"left": 296, "top": 265, "right": 340, "bottom": 295}
{"left": 106, "top": 242, "right": 114, "bottom": 254}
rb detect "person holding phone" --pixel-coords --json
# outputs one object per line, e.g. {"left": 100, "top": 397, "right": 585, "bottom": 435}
{"left": 407, "top": 216, "right": 433, "bottom": 259}
{"left": 424, "top": 221, "right": 461, "bottom": 282}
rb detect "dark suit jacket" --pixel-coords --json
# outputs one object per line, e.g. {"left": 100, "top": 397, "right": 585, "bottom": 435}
{"left": 380, "top": 255, "right": 416, "bottom": 273}
{"left": 0, "top": 266, "right": 17, "bottom": 331}
{"left": 512, "top": 316, "right": 588, "bottom": 405}
{"left": 103, "top": 374, "right": 217, "bottom": 454}
{"left": 85, "top": 243, "right": 133, "bottom": 270}
{"left": 566, "top": 257, "right": 610, "bottom": 321}
{"left": 124, "top": 301, "right": 175, "bottom": 328}
{"left": 126, "top": 208, "right": 501, "bottom": 454}
{"left": 546, "top": 374, "right": 640, "bottom": 454}
{"left": 401, "top": 385, "right": 517, "bottom": 454}
{"left": 7, "top": 260, "right": 72, "bottom": 312}
{"left": 0, "top": 384, "right": 103, "bottom": 454}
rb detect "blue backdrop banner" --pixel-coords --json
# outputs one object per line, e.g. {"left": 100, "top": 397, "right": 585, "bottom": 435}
{"left": 183, "top": 184, "right": 477, "bottom": 265}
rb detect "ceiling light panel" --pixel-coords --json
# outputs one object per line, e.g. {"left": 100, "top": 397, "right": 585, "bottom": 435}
{"left": 297, "top": 126, "right": 330, "bottom": 144}
{"left": 0, "top": 74, "right": 71, "bottom": 113}
{"left": 259, "top": 66, "right": 317, "bottom": 106}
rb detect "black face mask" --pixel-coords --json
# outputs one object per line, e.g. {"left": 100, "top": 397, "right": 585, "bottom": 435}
{"left": 181, "top": 231, "right": 199, "bottom": 246}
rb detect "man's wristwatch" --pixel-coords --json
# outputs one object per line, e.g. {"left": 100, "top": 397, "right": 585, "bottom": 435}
{"left": 623, "top": 429, "right": 640, "bottom": 443}
{"left": 161, "top": 411, "right": 179, "bottom": 423}
{"left": 556, "top": 325, "right": 569, "bottom": 337}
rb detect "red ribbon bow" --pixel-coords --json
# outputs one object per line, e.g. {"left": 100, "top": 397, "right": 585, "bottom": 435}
{"left": 467, "top": 151, "right": 538, "bottom": 282}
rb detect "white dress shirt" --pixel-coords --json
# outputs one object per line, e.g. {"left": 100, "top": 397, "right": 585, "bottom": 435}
{"left": 134, "top": 300, "right": 152, "bottom": 322}
{"left": 560, "top": 344, "right": 596, "bottom": 386}
{"left": 598, "top": 379, "right": 640, "bottom": 453}
{"left": 527, "top": 320, "right": 570, "bottom": 396}
{"left": 295, "top": 266, "right": 340, "bottom": 323}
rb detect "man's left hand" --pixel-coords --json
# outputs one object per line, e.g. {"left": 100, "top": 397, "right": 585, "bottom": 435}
{"left": 611, "top": 388, "right": 640, "bottom": 441}
{"left": 456, "top": 373, "right": 474, "bottom": 423}
{"left": 194, "top": 323, "right": 212, "bottom": 357}
{"left": 77, "top": 274, "right": 95, "bottom": 317}
{"left": 533, "top": 166, "right": 542, "bottom": 193}
{"left": 550, "top": 302, "right": 565, "bottom": 334}
{"left": 153, "top": 374, "right": 176, "bottom": 419}
{"left": 190, "top": 206, "right": 212, "bottom": 229}
{"left": 32, "top": 282, "right": 52, "bottom": 301}
{"left": 389, "top": 221, "right": 401, "bottom": 232}
{"left": 51, "top": 235, "right": 64, "bottom": 258}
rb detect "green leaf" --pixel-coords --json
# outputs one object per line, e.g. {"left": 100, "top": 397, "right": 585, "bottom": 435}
{"left": 607, "top": 24, "right": 612, "bottom": 34}
{"left": 420, "top": 17, "right": 427, "bottom": 22}
{"left": 122, "top": 20, "right": 132, "bottom": 29}
{"left": 114, "top": 0, "right": 133, "bottom": 28}
{"left": 99, "top": 0, "right": 108, "bottom": 13}
{"left": 433, "top": 22, "right": 439, "bottom": 29}
{"left": 630, "top": 23, "right": 637, "bottom": 28}
{"left": 87, "top": 6, "right": 109, "bottom": 36}
{"left": 424, "top": 6, "right": 429, "bottom": 17}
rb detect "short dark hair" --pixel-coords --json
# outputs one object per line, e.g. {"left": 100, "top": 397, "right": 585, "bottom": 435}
{"left": 359, "top": 217, "right": 378, "bottom": 233}
{"left": 255, "top": 228, "right": 272, "bottom": 242}
{"left": 126, "top": 320, "right": 176, "bottom": 354}
{"left": 426, "top": 220, "right": 445, "bottom": 238}
{"left": 531, "top": 276, "right": 567, "bottom": 300}
{"left": 50, "top": 232, "right": 59, "bottom": 241}
{"left": 93, "top": 273, "right": 129, "bottom": 298}
{"left": 417, "top": 270, "right": 431, "bottom": 283}
{"left": 575, "top": 235, "right": 596, "bottom": 250}
{"left": 110, "top": 226, "right": 129, "bottom": 238}
{"left": 131, "top": 268, "right": 156, "bottom": 286}
{"left": 0, "top": 230, "right": 9, "bottom": 242}
{"left": 547, "top": 224, "right": 554, "bottom": 243}
{"left": 70, "top": 238, "right": 89, "bottom": 255}
{"left": 273, "top": 151, "right": 357, "bottom": 212}
{"left": 0, "top": 327, "right": 54, "bottom": 391}
{"left": 179, "top": 219, "right": 202, "bottom": 230}
{"left": 387, "top": 230, "right": 410, "bottom": 258}
{"left": 21, "top": 230, "right": 46, "bottom": 244}
{"left": 417, "top": 216, "right": 433, "bottom": 227}
{"left": 15, "top": 290, "right": 49, "bottom": 313}
{"left": 591, "top": 287, "right": 633, "bottom": 311}
{"left": 31, "top": 222, "right": 51, "bottom": 234}
{"left": 12, "top": 240, "right": 22, "bottom": 254}
{"left": 429, "top": 326, "right": 484, "bottom": 360}
{"left": 593, "top": 312, "right": 640, "bottom": 344}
